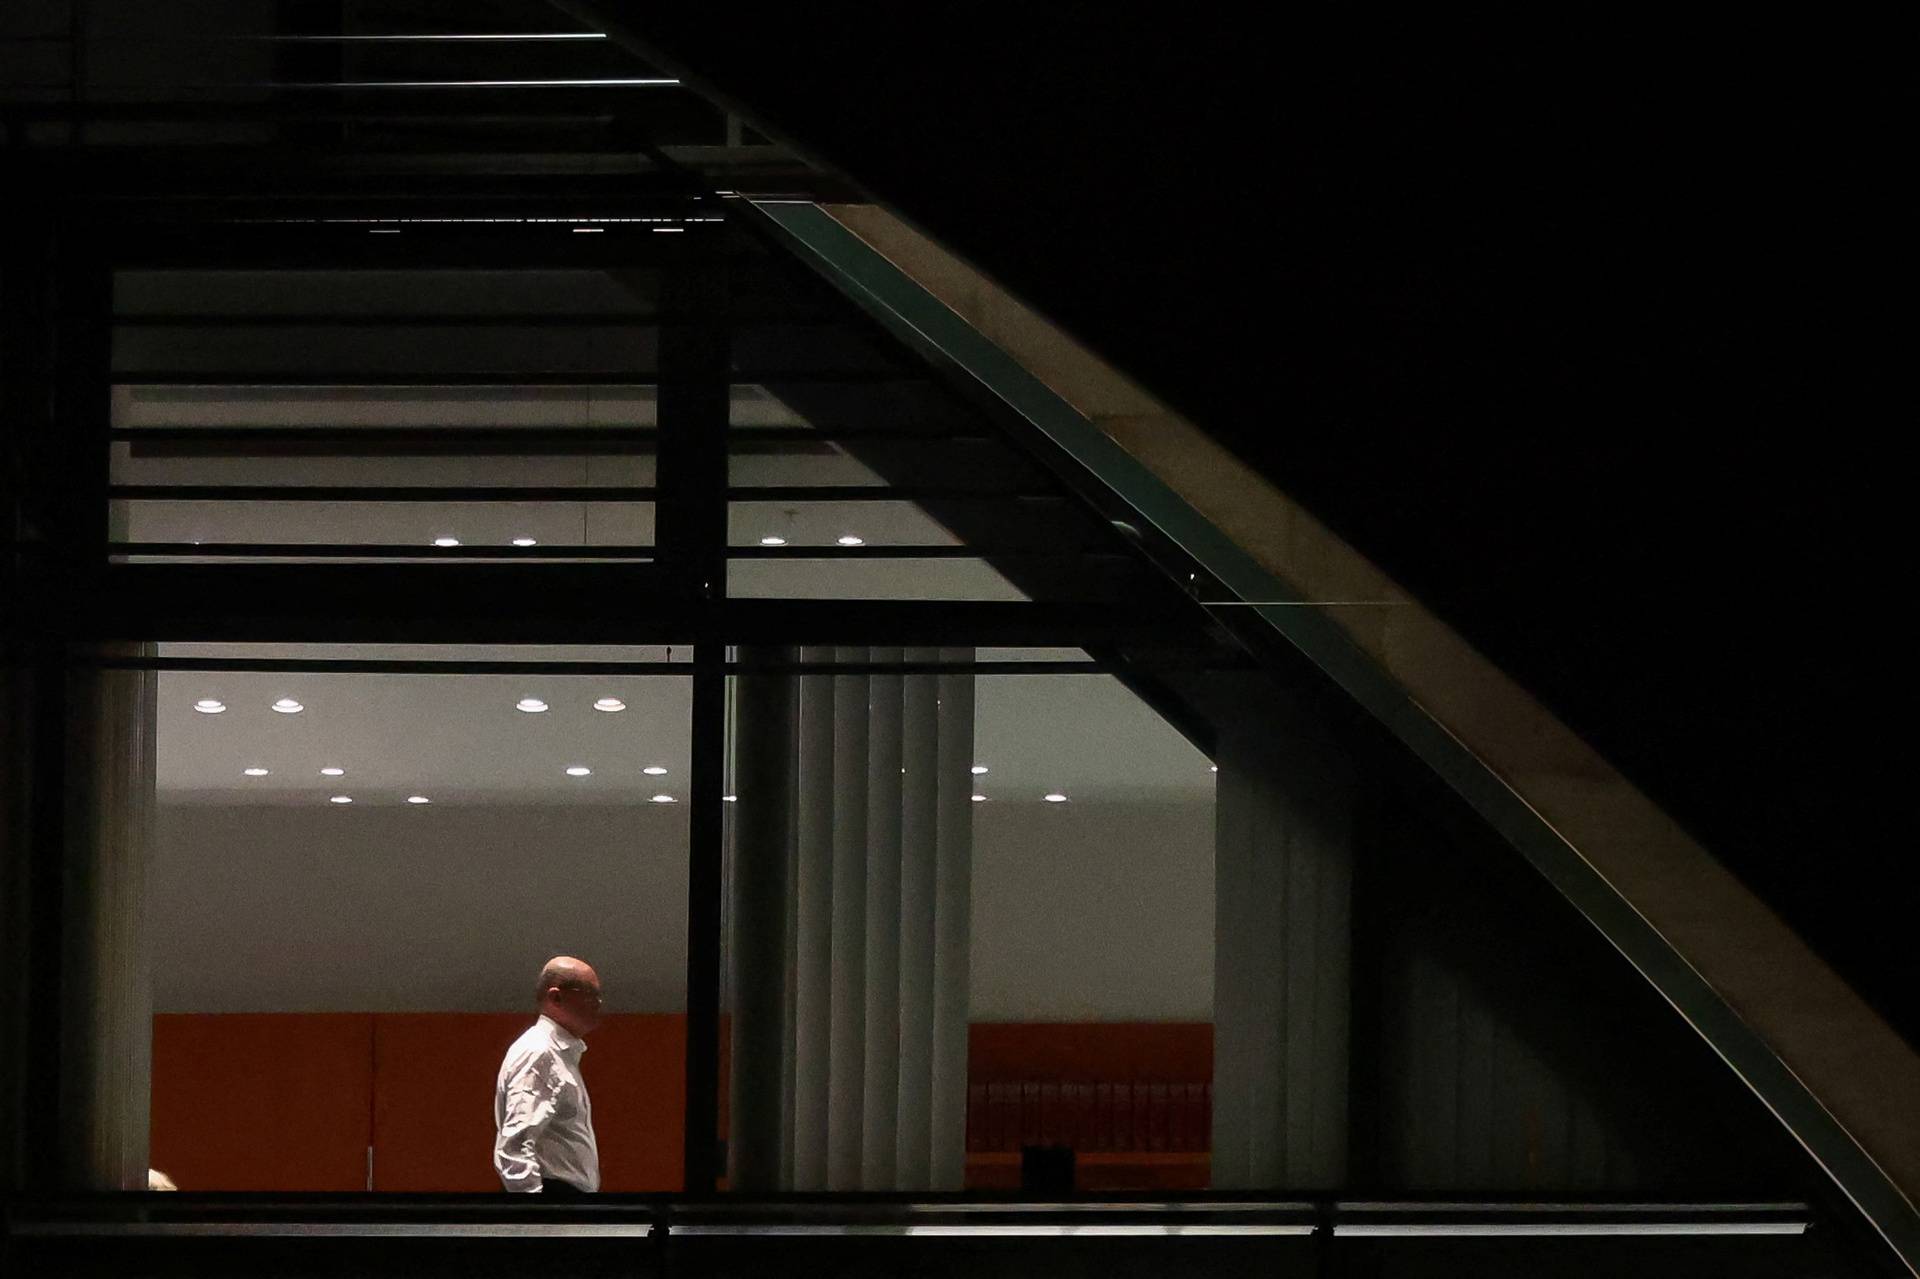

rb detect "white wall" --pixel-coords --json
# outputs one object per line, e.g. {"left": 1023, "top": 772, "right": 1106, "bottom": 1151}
{"left": 152, "top": 795, "right": 1214, "bottom": 1020}
{"left": 970, "top": 800, "right": 1213, "bottom": 1020}
{"left": 151, "top": 804, "right": 691, "bottom": 1014}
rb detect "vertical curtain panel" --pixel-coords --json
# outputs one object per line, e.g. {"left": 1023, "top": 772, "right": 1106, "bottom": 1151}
{"left": 1211, "top": 712, "right": 1354, "bottom": 1190}
{"left": 729, "top": 645, "right": 975, "bottom": 1191}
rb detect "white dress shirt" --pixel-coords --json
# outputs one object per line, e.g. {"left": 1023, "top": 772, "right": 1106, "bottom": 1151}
{"left": 494, "top": 1014, "right": 600, "bottom": 1193}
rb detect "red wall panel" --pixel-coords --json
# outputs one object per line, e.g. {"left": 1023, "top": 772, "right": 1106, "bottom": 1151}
{"left": 149, "top": 1013, "right": 373, "bottom": 1192}
{"left": 581, "top": 1014, "right": 685, "bottom": 1192}
{"left": 371, "top": 1013, "right": 524, "bottom": 1191}
{"left": 370, "top": 1012, "right": 685, "bottom": 1192}
{"left": 154, "top": 1015, "right": 1209, "bottom": 1192}
{"left": 969, "top": 1021, "right": 1212, "bottom": 1082}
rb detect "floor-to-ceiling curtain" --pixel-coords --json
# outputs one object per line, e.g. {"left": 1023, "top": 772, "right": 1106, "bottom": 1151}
{"left": 729, "top": 645, "right": 975, "bottom": 1191}
{"left": 58, "top": 645, "right": 157, "bottom": 1190}
{"left": 1210, "top": 695, "right": 1354, "bottom": 1190}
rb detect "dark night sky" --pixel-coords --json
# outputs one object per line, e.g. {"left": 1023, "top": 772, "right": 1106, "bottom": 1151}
{"left": 627, "top": 13, "right": 1911, "bottom": 1040}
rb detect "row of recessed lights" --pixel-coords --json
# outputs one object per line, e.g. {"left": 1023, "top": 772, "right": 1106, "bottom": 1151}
{"left": 423, "top": 536, "right": 873, "bottom": 550}
{"left": 196, "top": 697, "right": 305, "bottom": 714}
{"left": 759, "top": 535, "right": 865, "bottom": 547}
{"left": 516, "top": 696, "right": 633, "bottom": 714}
{"left": 198, "top": 700, "right": 1089, "bottom": 803}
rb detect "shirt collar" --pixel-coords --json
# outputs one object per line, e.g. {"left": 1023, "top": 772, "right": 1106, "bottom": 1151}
{"left": 538, "top": 1013, "right": 585, "bottom": 1055}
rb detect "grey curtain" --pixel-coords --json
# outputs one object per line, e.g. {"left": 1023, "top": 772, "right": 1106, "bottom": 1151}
{"left": 58, "top": 645, "right": 157, "bottom": 1190}
{"left": 1210, "top": 708, "right": 1354, "bottom": 1189}
{"left": 728, "top": 645, "right": 975, "bottom": 1191}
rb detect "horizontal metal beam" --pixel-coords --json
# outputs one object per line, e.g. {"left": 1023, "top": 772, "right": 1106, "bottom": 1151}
{"left": 59, "top": 573, "right": 1199, "bottom": 646}
{"left": 0, "top": 1195, "right": 1809, "bottom": 1241}
{"left": 97, "top": 542, "right": 654, "bottom": 560}
{"left": 110, "top": 311, "right": 833, "bottom": 328}
{"left": 107, "top": 485, "right": 1059, "bottom": 504}
{"left": 109, "top": 426, "right": 989, "bottom": 458}
{"left": 108, "top": 485, "right": 659, "bottom": 503}
{"left": 87, "top": 656, "right": 1118, "bottom": 677}
{"left": 108, "top": 371, "right": 912, "bottom": 387}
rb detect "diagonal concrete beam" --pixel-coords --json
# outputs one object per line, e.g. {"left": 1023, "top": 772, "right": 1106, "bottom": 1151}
{"left": 761, "top": 199, "right": 1920, "bottom": 1272}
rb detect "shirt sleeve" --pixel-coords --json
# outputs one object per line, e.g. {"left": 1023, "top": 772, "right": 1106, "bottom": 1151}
{"left": 495, "top": 1050, "right": 563, "bottom": 1192}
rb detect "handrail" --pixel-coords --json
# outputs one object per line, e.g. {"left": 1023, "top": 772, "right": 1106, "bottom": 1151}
{"left": 741, "top": 198, "right": 1920, "bottom": 1273}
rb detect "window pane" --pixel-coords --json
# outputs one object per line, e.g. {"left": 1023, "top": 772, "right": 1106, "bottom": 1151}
{"left": 149, "top": 644, "right": 690, "bottom": 1192}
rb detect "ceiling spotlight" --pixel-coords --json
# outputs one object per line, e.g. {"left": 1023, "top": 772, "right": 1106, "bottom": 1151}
{"left": 971, "top": 794, "right": 987, "bottom": 803}
{"left": 1210, "top": 765, "right": 1219, "bottom": 772}
{"left": 271, "top": 698, "right": 304, "bottom": 714}
{"left": 193, "top": 698, "right": 226, "bottom": 714}
{"left": 511, "top": 537, "right": 538, "bottom": 548}
{"left": 329, "top": 795, "right": 354, "bottom": 805}
{"left": 759, "top": 535, "right": 788, "bottom": 547}
{"left": 566, "top": 766, "right": 592, "bottom": 777}
{"left": 836, "top": 534, "right": 865, "bottom": 547}
{"left": 1043, "top": 792, "right": 1069, "bottom": 803}
{"left": 971, "top": 765, "right": 989, "bottom": 775}
{"left": 593, "top": 698, "right": 626, "bottom": 713}
{"left": 242, "top": 767, "right": 270, "bottom": 777}
{"left": 433, "top": 536, "right": 461, "bottom": 548}
{"left": 320, "top": 767, "right": 346, "bottom": 777}
{"left": 722, "top": 794, "right": 738, "bottom": 803}
{"left": 649, "top": 794, "right": 677, "bottom": 804}
{"left": 516, "top": 698, "right": 549, "bottom": 713}
{"left": 406, "top": 795, "right": 431, "bottom": 805}
{"left": 642, "top": 765, "right": 668, "bottom": 776}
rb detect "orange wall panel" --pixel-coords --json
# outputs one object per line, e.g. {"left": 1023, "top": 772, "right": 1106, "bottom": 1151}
{"left": 583, "top": 1014, "right": 686, "bottom": 1192}
{"left": 149, "top": 1013, "right": 373, "bottom": 1192}
{"left": 969, "top": 1022, "right": 1212, "bottom": 1082}
{"left": 370, "top": 1012, "right": 686, "bottom": 1192}
{"left": 371, "top": 1013, "right": 525, "bottom": 1191}
{"left": 155, "top": 1014, "right": 1210, "bottom": 1193}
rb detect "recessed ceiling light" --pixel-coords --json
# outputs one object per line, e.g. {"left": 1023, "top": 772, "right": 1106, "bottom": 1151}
{"left": 511, "top": 537, "right": 538, "bottom": 547}
{"left": 271, "top": 698, "right": 304, "bottom": 714}
{"left": 320, "top": 767, "right": 345, "bottom": 777}
{"left": 193, "top": 698, "right": 226, "bottom": 714}
{"left": 593, "top": 697, "right": 626, "bottom": 713}
{"left": 970, "top": 765, "right": 989, "bottom": 775}
{"left": 642, "top": 765, "right": 668, "bottom": 776}
{"left": 649, "top": 793, "right": 677, "bottom": 804}
{"left": 722, "top": 794, "right": 738, "bottom": 802}
{"left": 433, "top": 536, "right": 461, "bottom": 548}
{"left": 242, "top": 767, "right": 270, "bottom": 777}
{"left": 1043, "top": 793, "right": 1069, "bottom": 803}
{"left": 516, "top": 698, "right": 549, "bottom": 713}
{"left": 759, "top": 535, "right": 788, "bottom": 547}
{"left": 1210, "top": 765, "right": 1218, "bottom": 772}
{"left": 406, "top": 795, "right": 431, "bottom": 805}
{"left": 971, "top": 794, "right": 987, "bottom": 803}
{"left": 329, "top": 795, "right": 354, "bottom": 804}
{"left": 836, "top": 534, "right": 865, "bottom": 547}
{"left": 566, "top": 766, "right": 592, "bottom": 777}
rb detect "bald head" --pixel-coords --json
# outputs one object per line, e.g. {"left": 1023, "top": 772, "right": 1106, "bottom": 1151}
{"left": 536, "top": 956, "right": 604, "bottom": 1037}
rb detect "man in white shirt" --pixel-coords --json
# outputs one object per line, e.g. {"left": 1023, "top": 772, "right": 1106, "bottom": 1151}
{"left": 494, "top": 955, "right": 605, "bottom": 1194}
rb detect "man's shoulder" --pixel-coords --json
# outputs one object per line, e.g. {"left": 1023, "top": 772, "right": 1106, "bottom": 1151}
{"left": 499, "top": 1020, "right": 559, "bottom": 1069}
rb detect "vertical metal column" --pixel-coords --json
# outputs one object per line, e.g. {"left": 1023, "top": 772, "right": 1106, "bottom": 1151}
{"left": 726, "top": 649, "right": 796, "bottom": 1191}
{"left": 661, "top": 231, "right": 730, "bottom": 1193}
{"left": 0, "top": 197, "right": 60, "bottom": 1194}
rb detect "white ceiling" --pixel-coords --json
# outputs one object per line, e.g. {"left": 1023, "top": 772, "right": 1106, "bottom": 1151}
{"left": 156, "top": 644, "right": 1215, "bottom": 806}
